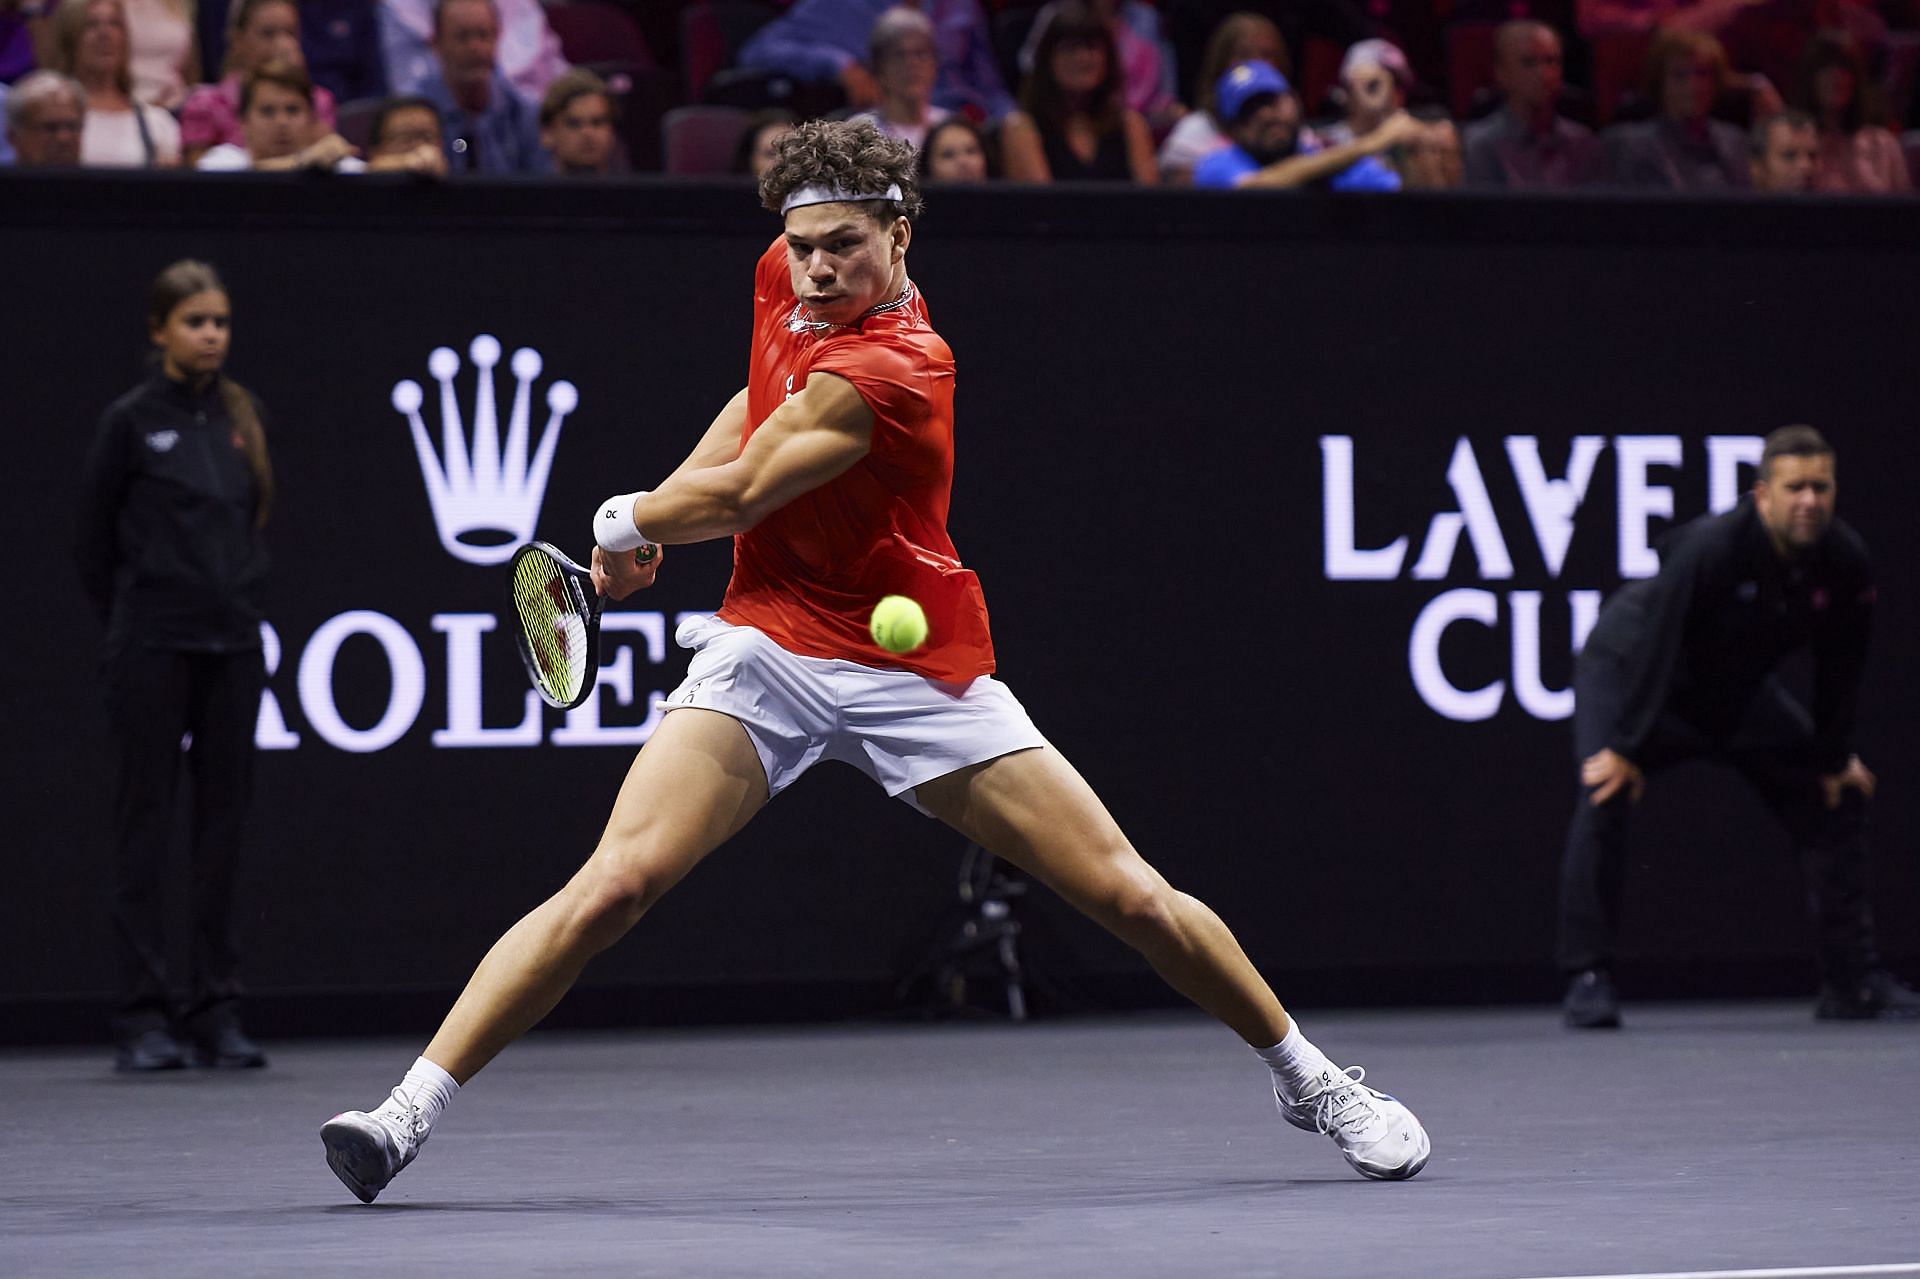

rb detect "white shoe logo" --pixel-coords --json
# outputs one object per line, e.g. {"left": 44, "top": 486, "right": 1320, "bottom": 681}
{"left": 392, "top": 335, "right": 578, "bottom": 567}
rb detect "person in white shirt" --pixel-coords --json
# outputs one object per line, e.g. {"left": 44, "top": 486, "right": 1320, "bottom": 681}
{"left": 197, "top": 59, "right": 366, "bottom": 170}
{"left": 850, "top": 6, "right": 949, "bottom": 151}
{"left": 1155, "top": 10, "right": 1285, "bottom": 185}
{"left": 46, "top": 0, "right": 179, "bottom": 166}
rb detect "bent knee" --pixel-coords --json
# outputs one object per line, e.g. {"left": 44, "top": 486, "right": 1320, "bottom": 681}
{"left": 567, "top": 848, "right": 668, "bottom": 938}
{"left": 564, "top": 879, "right": 649, "bottom": 943}
{"left": 1092, "top": 863, "right": 1181, "bottom": 941}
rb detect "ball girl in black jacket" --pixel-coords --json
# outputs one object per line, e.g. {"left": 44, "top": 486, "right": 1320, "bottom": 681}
{"left": 77, "top": 260, "right": 274, "bottom": 1072}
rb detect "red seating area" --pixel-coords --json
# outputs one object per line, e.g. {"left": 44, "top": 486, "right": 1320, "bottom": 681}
{"left": 661, "top": 104, "right": 752, "bottom": 175}
{"left": 530, "top": 0, "right": 1920, "bottom": 176}
{"left": 13, "top": 0, "right": 1919, "bottom": 181}
{"left": 548, "top": 2, "right": 656, "bottom": 73}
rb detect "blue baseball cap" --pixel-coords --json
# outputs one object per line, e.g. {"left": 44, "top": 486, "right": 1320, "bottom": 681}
{"left": 1215, "top": 60, "right": 1291, "bottom": 123}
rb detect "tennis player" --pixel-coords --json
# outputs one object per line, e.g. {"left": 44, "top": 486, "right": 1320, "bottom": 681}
{"left": 322, "top": 119, "right": 1429, "bottom": 1201}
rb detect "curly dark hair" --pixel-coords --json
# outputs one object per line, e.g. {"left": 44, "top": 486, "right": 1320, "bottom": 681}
{"left": 757, "top": 118, "right": 925, "bottom": 222}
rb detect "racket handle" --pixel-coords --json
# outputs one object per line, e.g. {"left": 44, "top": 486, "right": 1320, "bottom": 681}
{"left": 589, "top": 544, "right": 654, "bottom": 614}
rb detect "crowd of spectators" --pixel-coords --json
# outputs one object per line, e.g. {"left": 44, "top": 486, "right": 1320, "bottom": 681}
{"left": 3, "top": 0, "right": 1916, "bottom": 195}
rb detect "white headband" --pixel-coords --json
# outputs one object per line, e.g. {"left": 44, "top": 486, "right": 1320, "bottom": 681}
{"left": 780, "top": 183, "right": 904, "bottom": 214}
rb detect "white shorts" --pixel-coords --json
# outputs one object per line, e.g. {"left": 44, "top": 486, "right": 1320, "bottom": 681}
{"left": 660, "top": 614, "right": 1047, "bottom": 813}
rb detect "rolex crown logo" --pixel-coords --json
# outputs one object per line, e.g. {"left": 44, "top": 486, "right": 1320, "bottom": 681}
{"left": 392, "top": 335, "right": 578, "bottom": 567}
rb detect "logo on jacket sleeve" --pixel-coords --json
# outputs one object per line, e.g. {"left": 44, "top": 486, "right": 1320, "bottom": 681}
{"left": 391, "top": 335, "right": 578, "bottom": 567}
{"left": 145, "top": 429, "right": 179, "bottom": 453}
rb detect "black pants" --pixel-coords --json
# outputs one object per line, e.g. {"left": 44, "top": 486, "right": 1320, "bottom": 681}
{"left": 105, "top": 645, "right": 264, "bottom": 1037}
{"left": 1555, "top": 655, "right": 1877, "bottom": 986}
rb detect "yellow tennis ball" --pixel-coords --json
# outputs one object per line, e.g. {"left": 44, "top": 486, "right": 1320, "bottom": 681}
{"left": 870, "top": 594, "right": 929, "bottom": 654}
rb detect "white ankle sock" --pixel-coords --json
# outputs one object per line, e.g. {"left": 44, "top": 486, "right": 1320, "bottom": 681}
{"left": 1255, "top": 1023, "right": 1336, "bottom": 1101}
{"left": 379, "top": 1056, "right": 459, "bottom": 1131}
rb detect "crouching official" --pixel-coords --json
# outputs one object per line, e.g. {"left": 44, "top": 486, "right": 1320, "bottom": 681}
{"left": 1557, "top": 425, "right": 1919, "bottom": 1027}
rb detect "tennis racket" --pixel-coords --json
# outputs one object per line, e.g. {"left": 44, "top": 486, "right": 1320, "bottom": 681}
{"left": 506, "top": 541, "right": 656, "bottom": 709}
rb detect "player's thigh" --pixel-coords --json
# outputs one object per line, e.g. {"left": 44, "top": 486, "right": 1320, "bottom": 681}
{"left": 577, "top": 707, "right": 770, "bottom": 904}
{"left": 913, "top": 746, "right": 1165, "bottom": 916}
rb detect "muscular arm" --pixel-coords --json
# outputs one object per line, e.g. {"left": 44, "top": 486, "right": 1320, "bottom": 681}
{"left": 631, "top": 374, "right": 873, "bottom": 544}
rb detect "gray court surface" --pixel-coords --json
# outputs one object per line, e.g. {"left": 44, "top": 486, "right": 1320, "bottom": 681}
{"left": 3, "top": 1004, "right": 1917, "bottom": 1279}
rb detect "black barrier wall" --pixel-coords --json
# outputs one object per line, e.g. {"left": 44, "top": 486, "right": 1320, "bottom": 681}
{"left": 2, "top": 175, "right": 1915, "bottom": 1038}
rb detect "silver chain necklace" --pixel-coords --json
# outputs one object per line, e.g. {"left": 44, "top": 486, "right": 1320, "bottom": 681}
{"left": 787, "top": 283, "right": 914, "bottom": 334}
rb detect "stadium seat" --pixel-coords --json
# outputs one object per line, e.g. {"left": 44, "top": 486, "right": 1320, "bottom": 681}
{"left": 990, "top": 6, "right": 1038, "bottom": 94}
{"left": 1884, "top": 32, "right": 1920, "bottom": 131}
{"left": 580, "top": 62, "right": 673, "bottom": 173}
{"left": 662, "top": 104, "right": 752, "bottom": 175}
{"left": 1298, "top": 36, "right": 1343, "bottom": 117}
{"left": 334, "top": 96, "right": 385, "bottom": 151}
{"left": 1446, "top": 21, "right": 1499, "bottom": 120}
{"left": 546, "top": 2, "right": 655, "bottom": 72}
{"left": 1588, "top": 28, "right": 1651, "bottom": 126}
{"left": 680, "top": 0, "right": 778, "bottom": 105}
{"left": 700, "top": 65, "right": 846, "bottom": 116}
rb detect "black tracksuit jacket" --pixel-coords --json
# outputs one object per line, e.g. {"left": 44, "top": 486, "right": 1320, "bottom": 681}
{"left": 1579, "top": 498, "right": 1873, "bottom": 775}
{"left": 76, "top": 371, "right": 269, "bottom": 654}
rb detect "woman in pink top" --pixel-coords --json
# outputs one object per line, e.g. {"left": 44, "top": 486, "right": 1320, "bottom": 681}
{"left": 179, "top": 0, "right": 337, "bottom": 167}
{"left": 1793, "top": 31, "right": 1909, "bottom": 195}
{"left": 121, "top": 0, "right": 193, "bottom": 108}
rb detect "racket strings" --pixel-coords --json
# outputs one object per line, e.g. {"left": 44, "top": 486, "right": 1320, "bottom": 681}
{"left": 511, "top": 550, "right": 589, "bottom": 705}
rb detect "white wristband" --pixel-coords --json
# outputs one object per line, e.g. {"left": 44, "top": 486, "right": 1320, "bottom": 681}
{"left": 593, "top": 491, "right": 655, "bottom": 553}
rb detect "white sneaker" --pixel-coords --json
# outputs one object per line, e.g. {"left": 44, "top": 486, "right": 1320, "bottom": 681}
{"left": 1276, "top": 1064, "right": 1431, "bottom": 1181}
{"left": 321, "top": 1090, "right": 429, "bottom": 1203}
